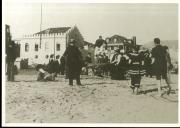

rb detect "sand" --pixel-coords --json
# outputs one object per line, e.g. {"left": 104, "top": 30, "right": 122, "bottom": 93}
{"left": 5, "top": 74, "right": 178, "bottom": 123}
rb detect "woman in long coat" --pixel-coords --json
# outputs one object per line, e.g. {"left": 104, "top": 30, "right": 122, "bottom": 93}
{"left": 64, "top": 39, "right": 83, "bottom": 85}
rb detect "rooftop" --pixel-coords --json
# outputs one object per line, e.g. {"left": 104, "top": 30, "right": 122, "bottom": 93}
{"left": 35, "top": 27, "right": 71, "bottom": 35}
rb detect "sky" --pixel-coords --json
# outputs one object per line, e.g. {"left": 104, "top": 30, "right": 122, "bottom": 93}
{"left": 5, "top": 2, "right": 178, "bottom": 45}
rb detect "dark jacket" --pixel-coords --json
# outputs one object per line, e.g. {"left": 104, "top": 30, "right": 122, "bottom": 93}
{"left": 6, "top": 41, "right": 17, "bottom": 62}
{"left": 47, "top": 59, "right": 58, "bottom": 74}
{"left": 151, "top": 45, "right": 167, "bottom": 74}
{"left": 95, "top": 39, "right": 106, "bottom": 48}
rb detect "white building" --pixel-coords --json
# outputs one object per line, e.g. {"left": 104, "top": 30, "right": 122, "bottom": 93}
{"left": 15, "top": 26, "right": 84, "bottom": 66}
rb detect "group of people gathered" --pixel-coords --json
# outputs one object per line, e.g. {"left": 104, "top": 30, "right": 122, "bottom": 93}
{"left": 35, "top": 37, "right": 173, "bottom": 96}
{"left": 35, "top": 39, "right": 83, "bottom": 86}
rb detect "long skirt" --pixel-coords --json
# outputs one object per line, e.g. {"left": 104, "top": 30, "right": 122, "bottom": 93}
{"left": 130, "top": 74, "right": 141, "bottom": 87}
{"left": 128, "top": 64, "right": 146, "bottom": 87}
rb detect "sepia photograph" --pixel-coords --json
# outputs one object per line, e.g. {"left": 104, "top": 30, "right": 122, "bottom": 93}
{"left": 2, "top": 0, "right": 179, "bottom": 127}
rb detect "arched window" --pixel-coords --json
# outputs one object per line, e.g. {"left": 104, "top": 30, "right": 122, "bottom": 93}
{"left": 25, "top": 43, "right": 29, "bottom": 52}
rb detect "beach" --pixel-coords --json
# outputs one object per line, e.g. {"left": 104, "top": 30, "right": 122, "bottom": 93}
{"left": 5, "top": 70, "right": 178, "bottom": 123}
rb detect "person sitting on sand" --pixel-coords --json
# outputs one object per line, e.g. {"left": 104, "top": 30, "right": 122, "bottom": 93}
{"left": 35, "top": 64, "right": 56, "bottom": 81}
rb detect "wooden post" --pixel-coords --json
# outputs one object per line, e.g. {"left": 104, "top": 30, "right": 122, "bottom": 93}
{"left": 54, "top": 33, "right": 56, "bottom": 60}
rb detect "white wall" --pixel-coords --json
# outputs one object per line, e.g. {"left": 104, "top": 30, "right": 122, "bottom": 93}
{"left": 18, "top": 34, "right": 67, "bottom": 65}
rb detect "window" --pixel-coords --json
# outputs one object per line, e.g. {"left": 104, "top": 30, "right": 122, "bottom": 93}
{"left": 35, "top": 55, "right": 38, "bottom": 59}
{"left": 106, "top": 38, "right": 110, "bottom": 43}
{"left": 114, "top": 38, "right": 117, "bottom": 43}
{"left": 111, "top": 46, "right": 114, "bottom": 50}
{"left": 35, "top": 44, "right": 38, "bottom": 51}
{"left": 56, "top": 44, "right": 60, "bottom": 51}
{"left": 45, "top": 42, "right": 48, "bottom": 50}
{"left": 25, "top": 43, "right": 29, "bottom": 52}
{"left": 6, "top": 28, "right": 9, "bottom": 33}
{"left": 45, "top": 55, "right": 49, "bottom": 59}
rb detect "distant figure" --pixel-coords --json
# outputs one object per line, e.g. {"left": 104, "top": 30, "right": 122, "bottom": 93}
{"left": 64, "top": 39, "right": 83, "bottom": 86}
{"left": 164, "top": 46, "right": 173, "bottom": 84}
{"left": 102, "top": 53, "right": 110, "bottom": 76}
{"left": 54, "top": 55, "right": 60, "bottom": 75}
{"left": 94, "top": 36, "right": 106, "bottom": 48}
{"left": 174, "top": 62, "right": 178, "bottom": 74}
{"left": 117, "top": 50, "right": 129, "bottom": 80}
{"left": 35, "top": 64, "right": 56, "bottom": 81}
{"left": 128, "top": 46, "right": 145, "bottom": 94}
{"left": 60, "top": 55, "right": 65, "bottom": 75}
{"left": 110, "top": 49, "right": 120, "bottom": 80}
{"left": 84, "top": 53, "right": 92, "bottom": 65}
{"left": 143, "top": 50, "right": 153, "bottom": 77}
{"left": 84, "top": 53, "right": 92, "bottom": 75}
{"left": 94, "top": 36, "right": 107, "bottom": 61}
{"left": 47, "top": 54, "right": 55, "bottom": 74}
{"left": 151, "top": 38, "right": 171, "bottom": 96}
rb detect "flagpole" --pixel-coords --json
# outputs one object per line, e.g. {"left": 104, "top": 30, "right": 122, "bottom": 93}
{"left": 40, "top": 3, "right": 42, "bottom": 49}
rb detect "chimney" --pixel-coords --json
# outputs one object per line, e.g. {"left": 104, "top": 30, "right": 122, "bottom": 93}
{"left": 132, "top": 36, "right": 136, "bottom": 46}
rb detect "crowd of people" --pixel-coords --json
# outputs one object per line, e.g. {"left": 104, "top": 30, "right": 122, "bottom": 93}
{"left": 33, "top": 37, "right": 174, "bottom": 96}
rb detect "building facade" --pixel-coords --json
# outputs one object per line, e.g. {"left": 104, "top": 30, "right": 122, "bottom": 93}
{"left": 94, "top": 35, "right": 136, "bottom": 60}
{"left": 16, "top": 26, "right": 84, "bottom": 65}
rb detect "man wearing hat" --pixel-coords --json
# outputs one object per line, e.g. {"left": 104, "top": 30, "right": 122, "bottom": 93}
{"left": 64, "top": 39, "right": 83, "bottom": 86}
{"left": 151, "top": 38, "right": 171, "bottom": 96}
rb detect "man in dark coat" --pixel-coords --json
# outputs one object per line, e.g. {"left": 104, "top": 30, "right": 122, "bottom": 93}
{"left": 94, "top": 36, "right": 106, "bottom": 48}
{"left": 6, "top": 41, "right": 17, "bottom": 81}
{"left": 151, "top": 38, "right": 171, "bottom": 96}
{"left": 64, "top": 39, "right": 83, "bottom": 86}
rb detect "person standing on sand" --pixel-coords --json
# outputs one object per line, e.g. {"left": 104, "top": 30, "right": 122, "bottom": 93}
{"left": 6, "top": 40, "right": 17, "bottom": 81}
{"left": 164, "top": 46, "right": 173, "bottom": 84}
{"left": 128, "top": 46, "right": 145, "bottom": 94}
{"left": 151, "top": 38, "right": 171, "bottom": 96}
{"left": 64, "top": 39, "right": 83, "bottom": 86}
